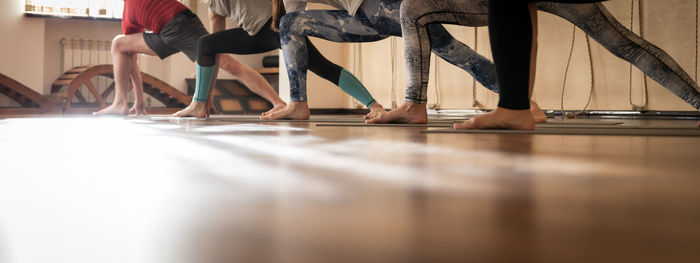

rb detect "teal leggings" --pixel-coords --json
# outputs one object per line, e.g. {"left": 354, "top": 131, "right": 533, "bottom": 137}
{"left": 192, "top": 20, "right": 376, "bottom": 107}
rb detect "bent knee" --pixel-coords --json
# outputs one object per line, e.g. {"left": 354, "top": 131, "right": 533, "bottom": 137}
{"left": 218, "top": 55, "right": 246, "bottom": 75}
{"left": 399, "top": 0, "right": 424, "bottom": 25}
{"left": 196, "top": 35, "right": 217, "bottom": 55}
{"left": 111, "top": 35, "right": 128, "bottom": 53}
{"left": 279, "top": 12, "right": 304, "bottom": 35}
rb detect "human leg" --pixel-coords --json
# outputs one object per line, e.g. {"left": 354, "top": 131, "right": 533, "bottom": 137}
{"left": 371, "top": 0, "right": 550, "bottom": 124}
{"left": 94, "top": 33, "right": 156, "bottom": 116}
{"left": 400, "top": 0, "right": 491, "bottom": 103}
{"left": 455, "top": 0, "right": 537, "bottom": 130}
{"left": 265, "top": 8, "right": 392, "bottom": 120}
{"left": 540, "top": 2, "right": 700, "bottom": 110}
{"left": 173, "top": 27, "right": 283, "bottom": 118}
{"left": 306, "top": 39, "right": 385, "bottom": 117}
{"left": 369, "top": 0, "right": 487, "bottom": 124}
{"left": 128, "top": 53, "right": 148, "bottom": 116}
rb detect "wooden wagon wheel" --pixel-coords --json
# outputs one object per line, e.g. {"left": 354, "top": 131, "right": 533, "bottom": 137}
{"left": 0, "top": 73, "right": 61, "bottom": 115}
{"left": 51, "top": 65, "right": 192, "bottom": 114}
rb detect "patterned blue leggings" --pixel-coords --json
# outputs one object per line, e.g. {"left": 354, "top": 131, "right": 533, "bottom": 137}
{"left": 279, "top": 0, "right": 495, "bottom": 103}
{"left": 282, "top": 0, "right": 700, "bottom": 109}
{"left": 398, "top": 0, "right": 700, "bottom": 109}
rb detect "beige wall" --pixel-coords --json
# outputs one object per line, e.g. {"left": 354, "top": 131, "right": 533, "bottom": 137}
{"left": 42, "top": 19, "right": 122, "bottom": 95}
{"left": 279, "top": 0, "right": 700, "bottom": 111}
{"left": 0, "top": 0, "right": 272, "bottom": 107}
{"left": 0, "top": 0, "right": 44, "bottom": 106}
{"left": 1, "top": 0, "right": 699, "bottom": 111}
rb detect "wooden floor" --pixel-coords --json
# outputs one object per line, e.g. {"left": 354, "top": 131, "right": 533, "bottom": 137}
{"left": 0, "top": 115, "right": 699, "bottom": 263}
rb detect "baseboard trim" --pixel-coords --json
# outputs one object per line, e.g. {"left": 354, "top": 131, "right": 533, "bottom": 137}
{"left": 310, "top": 108, "right": 372, "bottom": 115}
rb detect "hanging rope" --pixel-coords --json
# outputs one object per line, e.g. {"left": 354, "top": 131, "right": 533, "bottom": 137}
{"left": 390, "top": 37, "right": 398, "bottom": 109}
{"left": 431, "top": 54, "right": 442, "bottom": 109}
{"left": 560, "top": 26, "right": 595, "bottom": 118}
{"left": 472, "top": 28, "right": 478, "bottom": 108}
{"left": 628, "top": 0, "right": 648, "bottom": 110}
{"left": 351, "top": 43, "right": 363, "bottom": 108}
{"left": 639, "top": 0, "right": 649, "bottom": 108}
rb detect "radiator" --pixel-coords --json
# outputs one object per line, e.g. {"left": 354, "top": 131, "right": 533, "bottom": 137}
{"left": 59, "top": 38, "right": 114, "bottom": 104}
{"left": 58, "top": 38, "right": 159, "bottom": 106}
{"left": 60, "top": 38, "right": 112, "bottom": 73}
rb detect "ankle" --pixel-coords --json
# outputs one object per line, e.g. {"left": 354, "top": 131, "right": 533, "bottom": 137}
{"left": 111, "top": 101, "right": 129, "bottom": 108}
{"left": 370, "top": 103, "right": 384, "bottom": 111}
{"left": 191, "top": 101, "right": 206, "bottom": 108}
{"left": 495, "top": 107, "right": 531, "bottom": 114}
{"left": 289, "top": 101, "right": 308, "bottom": 108}
{"left": 400, "top": 101, "right": 423, "bottom": 109}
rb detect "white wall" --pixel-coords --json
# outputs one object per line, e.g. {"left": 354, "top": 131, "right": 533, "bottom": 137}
{"left": 0, "top": 0, "right": 45, "bottom": 106}
{"left": 2, "top": 1, "right": 700, "bottom": 111}
{"left": 0, "top": 0, "right": 273, "bottom": 107}
{"left": 42, "top": 18, "right": 122, "bottom": 95}
{"left": 332, "top": 1, "right": 700, "bottom": 111}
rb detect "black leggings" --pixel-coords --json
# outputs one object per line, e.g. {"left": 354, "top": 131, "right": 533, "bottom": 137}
{"left": 196, "top": 20, "right": 341, "bottom": 85}
{"left": 489, "top": 0, "right": 606, "bottom": 110}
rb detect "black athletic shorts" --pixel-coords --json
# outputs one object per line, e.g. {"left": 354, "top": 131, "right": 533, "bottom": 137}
{"left": 143, "top": 10, "right": 208, "bottom": 61}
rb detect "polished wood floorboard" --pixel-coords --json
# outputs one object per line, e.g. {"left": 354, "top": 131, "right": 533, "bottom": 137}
{"left": 0, "top": 115, "right": 699, "bottom": 263}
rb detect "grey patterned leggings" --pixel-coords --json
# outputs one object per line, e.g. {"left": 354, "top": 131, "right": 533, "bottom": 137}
{"left": 400, "top": 0, "right": 700, "bottom": 109}
{"left": 280, "top": 0, "right": 496, "bottom": 103}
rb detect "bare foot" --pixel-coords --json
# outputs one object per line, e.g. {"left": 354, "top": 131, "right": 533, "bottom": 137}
{"left": 172, "top": 101, "right": 208, "bottom": 118}
{"left": 93, "top": 103, "right": 129, "bottom": 116}
{"left": 530, "top": 101, "right": 547, "bottom": 123}
{"left": 454, "top": 107, "right": 535, "bottom": 130}
{"left": 129, "top": 104, "right": 148, "bottom": 116}
{"left": 262, "top": 102, "right": 287, "bottom": 117}
{"left": 260, "top": 102, "right": 310, "bottom": 120}
{"left": 364, "top": 103, "right": 387, "bottom": 119}
{"left": 366, "top": 102, "right": 427, "bottom": 124}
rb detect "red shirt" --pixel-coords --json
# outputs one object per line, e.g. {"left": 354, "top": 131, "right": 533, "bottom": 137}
{"left": 122, "top": 0, "right": 189, "bottom": 35}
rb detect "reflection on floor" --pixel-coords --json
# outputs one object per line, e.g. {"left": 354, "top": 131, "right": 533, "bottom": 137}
{"left": 0, "top": 115, "right": 699, "bottom": 263}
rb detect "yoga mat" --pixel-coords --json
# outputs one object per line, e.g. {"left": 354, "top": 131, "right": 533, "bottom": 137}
{"left": 539, "top": 122, "right": 697, "bottom": 129}
{"left": 314, "top": 120, "right": 622, "bottom": 128}
{"left": 158, "top": 116, "right": 355, "bottom": 123}
{"left": 445, "top": 119, "right": 623, "bottom": 127}
{"left": 210, "top": 115, "right": 359, "bottom": 120}
{"left": 541, "top": 119, "right": 623, "bottom": 125}
{"left": 316, "top": 123, "right": 454, "bottom": 128}
{"left": 423, "top": 127, "right": 700, "bottom": 136}
{"left": 150, "top": 116, "right": 206, "bottom": 121}
{"left": 217, "top": 118, "right": 319, "bottom": 123}
{"left": 213, "top": 118, "right": 457, "bottom": 124}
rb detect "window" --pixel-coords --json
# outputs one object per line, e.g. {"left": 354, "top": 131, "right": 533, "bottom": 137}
{"left": 25, "top": 0, "right": 125, "bottom": 19}
{"left": 24, "top": 1, "right": 195, "bottom": 20}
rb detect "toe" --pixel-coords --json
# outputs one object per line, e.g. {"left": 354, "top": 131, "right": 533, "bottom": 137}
{"left": 453, "top": 121, "right": 469, "bottom": 130}
{"left": 454, "top": 119, "right": 479, "bottom": 130}
{"left": 367, "top": 115, "right": 384, "bottom": 124}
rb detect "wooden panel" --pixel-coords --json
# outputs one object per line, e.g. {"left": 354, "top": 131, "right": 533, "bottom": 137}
{"left": 254, "top": 67, "right": 279, "bottom": 74}
{"left": 218, "top": 99, "right": 242, "bottom": 112}
{"left": 0, "top": 118, "right": 699, "bottom": 263}
{"left": 187, "top": 79, "right": 274, "bottom": 114}
{"left": 248, "top": 99, "right": 269, "bottom": 111}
